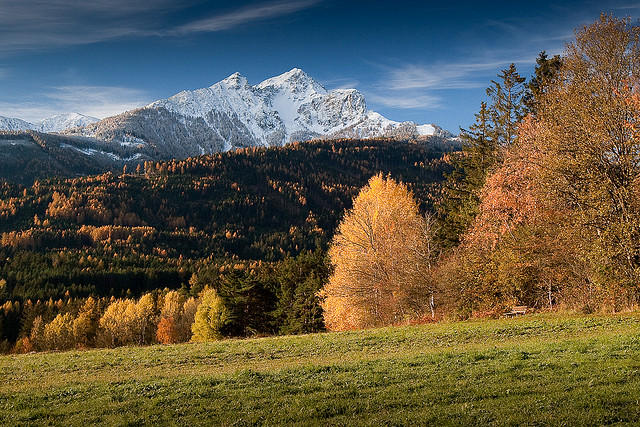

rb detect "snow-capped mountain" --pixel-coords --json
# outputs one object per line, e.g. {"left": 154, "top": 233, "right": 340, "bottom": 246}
{"left": 65, "top": 69, "right": 452, "bottom": 158}
{"left": 0, "top": 116, "right": 33, "bottom": 132}
{"left": 0, "top": 113, "right": 99, "bottom": 133}
{"left": 34, "top": 113, "right": 99, "bottom": 132}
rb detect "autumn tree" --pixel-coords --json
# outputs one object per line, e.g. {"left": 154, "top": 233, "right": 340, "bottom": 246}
{"left": 28, "top": 315, "right": 43, "bottom": 350}
{"left": 318, "top": 174, "right": 436, "bottom": 331}
{"left": 438, "top": 121, "right": 585, "bottom": 315}
{"left": 73, "top": 296, "right": 101, "bottom": 348}
{"left": 530, "top": 14, "right": 640, "bottom": 305}
{"left": 98, "top": 299, "right": 134, "bottom": 347}
{"left": 157, "top": 291, "right": 195, "bottom": 344}
{"left": 191, "top": 287, "right": 229, "bottom": 341}
{"left": 45, "top": 313, "right": 76, "bottom": 350}
{"left": 129, "top": 293, "right": 157, "bottom": 345}
{"left": 439, "top": 15, "right": 640, "bottom": 314}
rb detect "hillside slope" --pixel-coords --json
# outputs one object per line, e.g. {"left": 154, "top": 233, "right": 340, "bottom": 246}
{"left": 1, "top": 313, "right": 639, "bottom": 425}
{"left": 0, "top": 138, "right": 450, "bottom": 301}
{"left": 0, "top": 131, "right": 145, "bottom": 185}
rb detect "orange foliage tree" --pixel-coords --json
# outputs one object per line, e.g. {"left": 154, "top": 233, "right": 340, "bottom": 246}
{"left": 440, "top": 15, "right": 640, "bottom": 313}
{"left": 318, "top": 174, "right": 437, "bottom": 330}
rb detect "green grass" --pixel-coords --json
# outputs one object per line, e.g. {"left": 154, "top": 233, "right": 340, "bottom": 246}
{"left": 2, "top": 313, "right": 640, "bottom": 426}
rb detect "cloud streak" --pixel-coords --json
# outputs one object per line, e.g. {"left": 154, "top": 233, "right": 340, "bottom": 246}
{"left": 365, "top": 92, "right": 442, "bottom": 110}
{"left": 0, "top": 0, "right": 322, "bottom": 52}
{"left": 173, "top": 0, "right": 322, "bottom": 35}
{"left": 366, "top": 60, "right": 522, "bottom": 111}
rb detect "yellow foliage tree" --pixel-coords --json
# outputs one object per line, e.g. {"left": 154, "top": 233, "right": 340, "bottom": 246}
{"left": 191, "top": 287, "right": 229, "bottom": 341}
{"left": 73, "top": 296, "right": 100, "bottom": 348}
{"left": 318, "top": 174, "right": 436, "bottom": 330}
{"left": 99, "top": 299, "right": 134, "bottom": 347}
{"left": 43, "top": 313, "right": 75, "bottom": 351}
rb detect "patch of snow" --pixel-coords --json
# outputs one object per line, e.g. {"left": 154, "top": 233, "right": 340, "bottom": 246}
{"left": 35, "top": 113, "right": 99, "bottom": 133}
{"left": 0, "top": 116, "right": 33, "bottom": 131}
{"left": 60, "top": 143, "right": 142, "bottom": 161}
{"left": 120, "top": 134, "right": 147, "bottom": 147}
{"left": 416, "top": 124, "right": 436, "bottom": 136}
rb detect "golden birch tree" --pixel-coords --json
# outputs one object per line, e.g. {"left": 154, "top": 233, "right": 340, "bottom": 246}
{"left": 319, "top": 174, "right": 436, "bottom": 330}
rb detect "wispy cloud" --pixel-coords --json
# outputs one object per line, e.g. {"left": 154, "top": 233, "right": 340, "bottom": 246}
{"left": 322, "top": 77, "right": 361, "bottom": 91}
{"left": 613, "top": 2, "right": 640, "bottom": 9}
{"left": 0, "top": 0, "right": 322, "bottom": 52}
{"left": 386, "top": 63, "right": 497, "bottom": 91}
{"left": 0, "top": 85, "right": 151, "bottom": 121}
{"left": 173, "top": 0, "right": 322, "bottom": 35}
{"left": 365, "top": 60, "right": 519, "bottom": 111}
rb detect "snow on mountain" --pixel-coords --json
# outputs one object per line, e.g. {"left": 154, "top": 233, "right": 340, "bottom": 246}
{"left": 0, "top": 116, "right": 33, "bottom": 131}
{"left": 34, "top": 113, "right": 99, "bottom": 132}
{"left": 0, "top": 113, "right": 99, "bottom": 132}
{"left": 63, "top": 68, "right": 453, "bottom": 159}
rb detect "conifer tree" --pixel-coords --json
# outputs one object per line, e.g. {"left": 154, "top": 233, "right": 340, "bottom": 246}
{"left": 438, "top": 64, "right": 526, "bottom": 247}
{"left": 524, "top": 51, "right": 563, "bottom": 114}
{"left": 486, "top": 63, "right": 526, "bottom": 148}
{"left": 438, "top": 102, "right": 495, "bottom": 247}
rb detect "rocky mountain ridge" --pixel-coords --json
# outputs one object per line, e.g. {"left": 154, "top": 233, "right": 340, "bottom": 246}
{"left": 62, "top": 68, "right": 454, "bottom": 158}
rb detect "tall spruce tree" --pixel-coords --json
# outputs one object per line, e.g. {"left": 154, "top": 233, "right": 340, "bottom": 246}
{"left": 486, "top": 63, "right": 526, "bottom": 148}
{"left": 524, "top": 51, "right": 563, "bottom": 114}
{"left": 437, "top": 64, "right": 526, "bottom": 248}
{"left": 437, "top": 102, "right": 494, "bottom": 247}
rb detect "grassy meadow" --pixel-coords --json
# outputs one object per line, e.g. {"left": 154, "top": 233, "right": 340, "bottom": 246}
{"left": 2, "top": 312, "right": 640, "bottom": 426}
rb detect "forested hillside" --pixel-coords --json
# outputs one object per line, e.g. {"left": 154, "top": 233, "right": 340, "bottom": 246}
{"left": 0, "top": 138, "right": 450, "bottom": 351}
{"left": 0, "top": 131, "right": 139, "bottom": 185}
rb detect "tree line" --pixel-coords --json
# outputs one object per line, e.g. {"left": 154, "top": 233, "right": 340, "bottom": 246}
{"left": 1, "top": 250, "right": 327, "bottom": 353}
{"left": 318, "top": 14, "right": 640, "bottom": 329}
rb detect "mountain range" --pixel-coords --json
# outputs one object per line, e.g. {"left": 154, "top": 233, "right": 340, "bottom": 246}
{"left": 0, "top": 69, "right": 457, "bottom": 184}
{"left": 0, "top": 113, "right": 99, "bottom": 133}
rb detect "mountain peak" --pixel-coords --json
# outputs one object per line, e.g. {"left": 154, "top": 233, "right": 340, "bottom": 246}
{"left": 283, "top": 68, "right": 306, "bottom": 78}
{"left": 220, "top": 72, "right": 249, "bottom": 89}
{"left": 57, "top": 68, "right": 452, "bottom": 158}
{"left": 256, "top": 68, "right": 326, "bottom": 95}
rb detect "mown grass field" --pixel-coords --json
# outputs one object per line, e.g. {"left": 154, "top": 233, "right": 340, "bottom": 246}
{"left": 2, "top": 313, "right": 640, "bottom": 426}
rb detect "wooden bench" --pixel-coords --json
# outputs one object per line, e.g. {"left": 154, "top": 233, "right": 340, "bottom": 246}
{"left": 505, "top": 306, "right": 528, "bottom": 318}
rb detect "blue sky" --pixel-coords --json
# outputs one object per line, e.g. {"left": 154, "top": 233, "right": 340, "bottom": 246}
{"left": 0, "top": 0, "right": 638, "bottom": 132}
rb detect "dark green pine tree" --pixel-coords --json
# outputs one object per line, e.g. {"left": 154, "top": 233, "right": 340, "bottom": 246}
{"left": 523, "top": 51, "right": 563, "bottom": 114}
{"left": 273, "top": 250, "right": 328, "bottom": 335}
{"left": 437, "top": 64, "right": 526, "bottom": 248}
{"left": 486, "top": 63, "right": 526, "bottom": 149}
{"left": 437, "top": 102, "right": 495, "bottom": 248}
